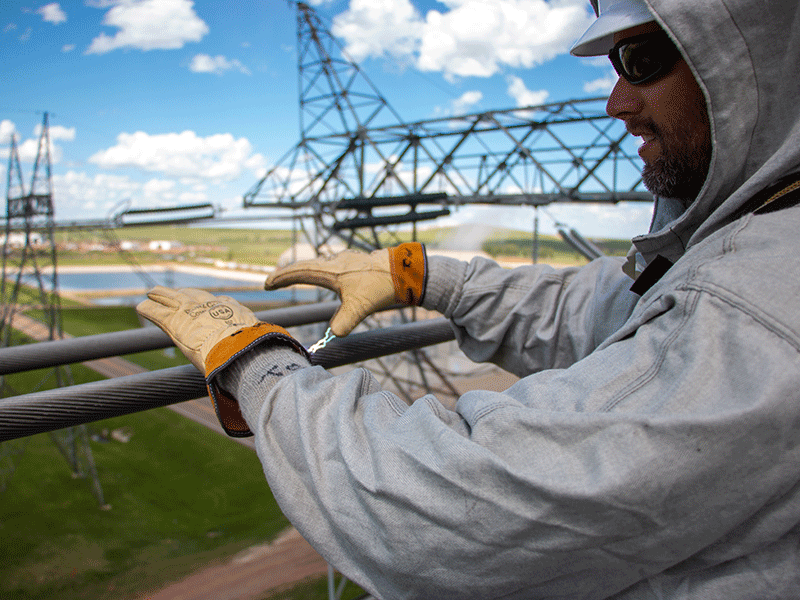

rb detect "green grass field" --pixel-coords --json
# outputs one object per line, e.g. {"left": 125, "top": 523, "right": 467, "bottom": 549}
{"left": 1, "top": 405, "right": 291, "bottom": 600}
{"left": 482, "top": 233, "right": 631, "bottom": 261}
{"left": 47, "top": 225, "right": 629, "bottom": 270}
{"left": 53, "top": 226, "right": 298, "bottom": 267}
{"left": 1, "top": 305, "right": 367, "bottom": 599}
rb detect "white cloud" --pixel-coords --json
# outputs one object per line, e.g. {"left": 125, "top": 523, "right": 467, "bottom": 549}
{"left": 332, "top": 0, "right": 423, "bottom": 62}
{"left": 333, "top": 0, "right": 593, "bottom": 79}
{"left": 430, "top": 202, "right": 652, "bottom": 241}
{"left": 53, "top": 171, "right": 141, "bottom": 217}
{"left": 88, "top": 130, "right": 265, "bottom": 181}
{"left": 1, "top": 121, "right": 74, "bottom": 164}
{"left": 506, "top": 75, "right": 549, "bottom": 107}
{"left": 547, "top": 202, "right": 653, "bottom": 239}
{"left": 178, "top": 190, "right": 208, "bottom": 203}
{"left": 583, "top": 56, "right": 609, "bottom": 68}
{"left": 34, "top": 123, "right": 76, "bottom": 141}
{"left": 1, "top": 120, "right": 16, "bottom": 144}
{"left": 244, "top": 152, "right": 268, "bottom": 174}
{"left": 16, "top": 138, "right": 63, "bottom": 163}
{"left": 189, "top": 54, "right": 251, "bottom": 76}
{"left": 583, "top": 71, "right": 618, "bottom": 94}
{"left": 141, "top": 178, "right": 177, "bottom": 202}
{"left": 86, "top": 0, "right": 209, "bottom": 54}
{"left": 61, "top": 44, "right": 75, "bottom": 52}
{"left": 52, "top": 171, "right": 211, "bottom": 219}
{"left": 451, "top": 90, "right": 482, "bottom": 114}
{"left": 38, "top": 3, "right": 67, "bottom": 24}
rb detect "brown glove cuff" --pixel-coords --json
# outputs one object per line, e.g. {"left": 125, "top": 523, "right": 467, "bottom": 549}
{"left": 204, "top": 323, "right": 310, "bottom": 437}
{"left": 388, "top": 242, "right": 427, "bottom": 306}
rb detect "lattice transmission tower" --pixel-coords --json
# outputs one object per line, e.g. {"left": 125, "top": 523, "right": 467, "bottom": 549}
{"left": 0, "top": 113, "right": 106, "bottom": 506}
{"left": 242, "top": 1, "right": 651, "bottom": 406}
{"left": 244, "top": 1, "right": 650, "bottom": 251}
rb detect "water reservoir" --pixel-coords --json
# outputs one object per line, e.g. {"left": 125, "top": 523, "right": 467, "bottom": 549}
{"left": 22, "top": 266, "right": 320, "bottom": 306}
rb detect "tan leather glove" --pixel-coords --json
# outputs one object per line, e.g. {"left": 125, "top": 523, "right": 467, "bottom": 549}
{"left": 137, "top": 286, "right": 309, "bottom": 437}
{"left": 264, "top": 242, "right": 427, "bottom": 337}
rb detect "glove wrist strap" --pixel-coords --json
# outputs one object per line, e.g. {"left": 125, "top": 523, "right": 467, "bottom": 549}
{"left": 388, "top": 242, "right": 427, "bottom": 306}
{"left": 204, "top": 323, "right": 310, "bottom": 437}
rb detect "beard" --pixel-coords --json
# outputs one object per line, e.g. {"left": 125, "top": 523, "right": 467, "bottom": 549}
{"left": 637, "top": 101, "right": 712, "bottom": 207}
{"left": 641, "top": 132, "right": 712, "bottom": 207}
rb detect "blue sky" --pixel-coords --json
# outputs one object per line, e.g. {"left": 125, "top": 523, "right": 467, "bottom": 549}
{"left": 1, "top": 0, "right": 654, "bottom": 241}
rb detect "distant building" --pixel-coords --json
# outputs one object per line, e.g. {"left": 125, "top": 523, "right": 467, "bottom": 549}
{"left": 1, "top": 232, "right": 43, "bottom": 247}
{"left": 119, "top": 240, "right": 141, "bottom": 251}
{"left": 148, "top": 240, "right": 183, "bottom": 252}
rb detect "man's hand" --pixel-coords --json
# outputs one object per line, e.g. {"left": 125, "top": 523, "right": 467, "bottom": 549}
{"left": 264, "top": 242, "right": 427, "bottom": 337}
{"left": 137, "top": 287, "right": 309, "bottom": 437}
{"left": 137, "top": 286, "right": 261, "bottom": 371}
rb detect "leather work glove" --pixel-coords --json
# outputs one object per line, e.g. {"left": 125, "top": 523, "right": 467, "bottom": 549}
{"left": 137, "top": 286, "right": 309, "bottom": 437}
{"left": 264, "top": 242, "right": 428, "bottom": 337}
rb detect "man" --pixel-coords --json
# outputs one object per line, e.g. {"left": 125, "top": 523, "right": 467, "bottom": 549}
{"left": 138, "top": 0, "right": 800, "bottom": 597}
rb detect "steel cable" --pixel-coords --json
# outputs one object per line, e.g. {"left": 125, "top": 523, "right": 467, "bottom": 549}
{"left": 0, "top": 301, "right": 344, "bottom": 375}
{"left": 0, "top": 318, "right": 456, "bottom": 442}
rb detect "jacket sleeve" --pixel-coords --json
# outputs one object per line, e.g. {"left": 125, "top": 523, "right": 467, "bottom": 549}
{"left": 421, "top": 255, "right": 640, "bottom": 376}
{"left": 223, "top": 282, "right": 800, "bottom": 600}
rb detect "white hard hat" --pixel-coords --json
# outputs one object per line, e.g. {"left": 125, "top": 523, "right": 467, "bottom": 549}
{"left": 570, "top": 0, "right": 656, "bottom": 57}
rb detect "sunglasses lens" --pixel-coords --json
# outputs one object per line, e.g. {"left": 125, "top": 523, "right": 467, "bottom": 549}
{"left": 610, "top": 32, "right": 680, "bottom": 85}
{"left": 619, "top": 41, "right": 659, "bottom": 82}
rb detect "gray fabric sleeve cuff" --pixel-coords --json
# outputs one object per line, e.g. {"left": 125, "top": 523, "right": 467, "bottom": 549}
{"left": 217, "top": 346, "right": 311, "bottom": 429}
{"left": 421, "top": 255, "right": 468, "bottom": 317}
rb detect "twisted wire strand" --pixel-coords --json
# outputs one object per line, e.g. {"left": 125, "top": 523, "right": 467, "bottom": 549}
{"left": 0, "top": 318, "right": 456, "bottom": 442}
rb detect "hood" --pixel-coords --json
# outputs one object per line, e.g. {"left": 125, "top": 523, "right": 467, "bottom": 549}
{"left": 630, "top": 0, "right": 800, "bottom": 264}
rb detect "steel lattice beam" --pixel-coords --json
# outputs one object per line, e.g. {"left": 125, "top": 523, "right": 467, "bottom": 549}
{"left": 243, "top": 3, "right": 650, "bottom": 248}
{"left": 245, "top": 97, "right": 649, "bottom": 212}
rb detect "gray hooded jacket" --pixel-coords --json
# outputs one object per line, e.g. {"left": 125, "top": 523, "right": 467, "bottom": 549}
{"left": 222, "top": 0, "right": 800, "bottom": 597}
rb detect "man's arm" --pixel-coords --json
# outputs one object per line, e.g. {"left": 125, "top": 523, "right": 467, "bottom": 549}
{"left": 265, "top": 243, "right": 640, "bottom": 376}
{"left": 422, "top": 254, "right": 640, "bottom": 376}
{"left": 219, "top": 285, "right": 800, "bottom": 599}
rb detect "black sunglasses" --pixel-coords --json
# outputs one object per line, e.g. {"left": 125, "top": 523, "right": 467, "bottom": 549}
{"left": 608, "top": 30, "right": 682, "bottom": 85}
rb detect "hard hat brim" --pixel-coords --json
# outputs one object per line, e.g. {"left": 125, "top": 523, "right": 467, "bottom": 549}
{"left": 570, "top": 2, "right": 655, "bottom": 57}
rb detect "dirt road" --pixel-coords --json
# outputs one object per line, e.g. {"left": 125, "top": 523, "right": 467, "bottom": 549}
{"left": 137, "top": 528, "right": 331, "bottom": 600}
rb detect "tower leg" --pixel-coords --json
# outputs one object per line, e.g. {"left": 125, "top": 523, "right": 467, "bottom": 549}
{"left": 0, "top": 113, "right": 107, "bottom": 507}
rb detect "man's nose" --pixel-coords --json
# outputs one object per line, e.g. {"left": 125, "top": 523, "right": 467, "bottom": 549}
{"left": 606, "top": 76, "right": 643, "bottom": 120}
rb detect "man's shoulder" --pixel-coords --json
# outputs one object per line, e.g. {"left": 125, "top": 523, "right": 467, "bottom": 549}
{"left": 684, "top": 205, "right": 800, "bottom": 341}
{"left": 698, "top": 205, "right": 800, "bottom": 279}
